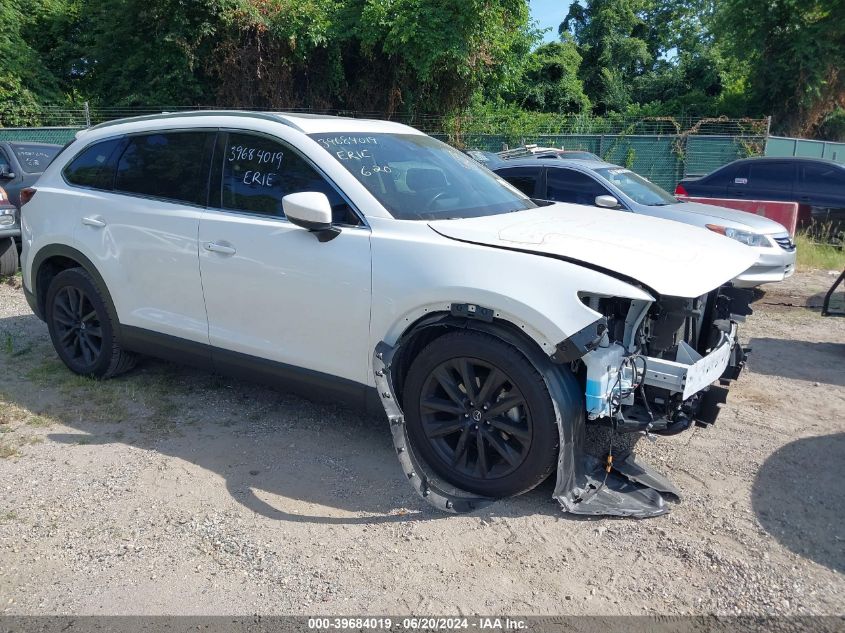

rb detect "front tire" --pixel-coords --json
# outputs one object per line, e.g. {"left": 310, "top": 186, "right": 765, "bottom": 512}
{"left": 0, "top": 237, "right": 18, "bottom": 276}
{"left": 402, "top": 331, "right": 559, "bottom": 498}
{"left": 45, "top": 267, "right": 135, "bottom": 378}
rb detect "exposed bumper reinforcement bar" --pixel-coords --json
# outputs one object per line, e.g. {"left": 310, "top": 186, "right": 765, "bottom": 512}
{"left": 643, "top": 324, "right": 737, "bottom": 399}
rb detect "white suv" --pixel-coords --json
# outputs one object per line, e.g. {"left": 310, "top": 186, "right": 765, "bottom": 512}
{"left": 20, "top": 112, "right": 756, "bottom": 517}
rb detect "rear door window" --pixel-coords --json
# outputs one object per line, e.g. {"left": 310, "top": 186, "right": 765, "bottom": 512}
{"left": 63, "top": 138, "right": 125, "bottom": 190}
{"left": 546, "top": 169, "right": 610, "bottom": 206}
{"left": 114, "top": 132, "right": 212, "bottom": 205}
{"left": 747, "top": 162, "right": 794, "bottom": 192}
{"left": 495, "top": 167, "right": 542, "bottom": 196}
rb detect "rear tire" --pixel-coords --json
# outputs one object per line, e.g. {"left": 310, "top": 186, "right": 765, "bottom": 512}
{"left": 45, "top": 267, "right": 136, "bottom": 378}
{"left": 402, "top": 331, "right": 559, "bottom": 498}
{"left": 0, "top": 237, "right": 18, "bottom": 276}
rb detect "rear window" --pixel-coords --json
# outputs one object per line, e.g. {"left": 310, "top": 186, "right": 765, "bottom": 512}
{"left": 63, "top": 138, "right": 125, "bottom": 190}
{"left": 12, "top": 144, "right": 61, "bottom": 173}
{"left": 114, "top": 132, "right": 211, "bottom": 205}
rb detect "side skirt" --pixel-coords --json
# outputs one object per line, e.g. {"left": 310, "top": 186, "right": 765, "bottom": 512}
{"left": 120, "top": 325, "right": 370, "bottom": 410}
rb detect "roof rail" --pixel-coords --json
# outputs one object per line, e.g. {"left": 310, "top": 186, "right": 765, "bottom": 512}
{"left": 87, "top": 110, "right": 305, "bottom": 133}
{"left": 497, "top": 144, "right": 563, "bottom": 160}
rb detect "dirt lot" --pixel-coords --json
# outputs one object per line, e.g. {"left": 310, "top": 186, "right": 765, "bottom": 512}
{"left": 0, "top": 270, "right": 843, "bottom": 616}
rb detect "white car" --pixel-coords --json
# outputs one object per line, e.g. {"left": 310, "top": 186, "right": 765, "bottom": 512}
{"left": 20, "top": 112, "right": 757, "bottom": 517}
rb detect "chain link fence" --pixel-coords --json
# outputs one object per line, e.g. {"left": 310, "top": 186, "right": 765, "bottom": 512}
{"left": 0, "top": 105, "right": 769, "bottom": 190}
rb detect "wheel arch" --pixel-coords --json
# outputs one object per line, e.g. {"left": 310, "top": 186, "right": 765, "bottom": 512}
{"left": 30, "top": 244, "right": 120, "bottom": 332}
{"left": 388, "top": 309, "right": 556, "bottom": 411}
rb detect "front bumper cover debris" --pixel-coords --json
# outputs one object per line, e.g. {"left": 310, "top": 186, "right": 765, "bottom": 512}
{"left": 373, "top": 337, "right": 679, "bottom": 519}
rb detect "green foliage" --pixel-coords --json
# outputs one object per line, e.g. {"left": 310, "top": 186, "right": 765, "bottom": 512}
{"left": 0, "top": 0, "right": 842, "bottom": 140}
{"left": 0, "top": 0, "right": 64, "bottom": 124}
{"left": 713, "top": 0, "right": 845, "bottom": 137}
{"left": 503, "top": 38, "right": 591, "bottom": 114}
{"left": 561, "top": 0, "right": 652, "bottom": 112}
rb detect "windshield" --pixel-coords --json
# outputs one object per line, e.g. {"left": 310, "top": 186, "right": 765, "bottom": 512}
{"left": 595, "top": 167, "right": 677, "bottom": 206}
{"left": 11, "top": 144, "right": 61, "bottom": 173}
{"left": 310, "top": 133, "right": 536, "bottom": 220}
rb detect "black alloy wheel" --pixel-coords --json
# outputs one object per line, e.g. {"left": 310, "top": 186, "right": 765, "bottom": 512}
{"left": 45, "top": 267, "right": 136, "bottom": 378}
{"left": 52, "top": 285, "right": 104, "bottom": 367}
{"left": 403, "top": 331, "right": 560, "bottom": 498}
{"left": 418, "top": 357, "right": 533, "bottom": 481}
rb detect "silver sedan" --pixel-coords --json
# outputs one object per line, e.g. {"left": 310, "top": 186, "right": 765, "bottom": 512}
{"left": 493, "top": 159, "right": 797, "bottom": 288}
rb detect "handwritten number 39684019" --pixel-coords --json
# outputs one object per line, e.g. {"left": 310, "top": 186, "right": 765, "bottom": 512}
{"left": 228, "top": 145, "right": 284, "bottom": 170}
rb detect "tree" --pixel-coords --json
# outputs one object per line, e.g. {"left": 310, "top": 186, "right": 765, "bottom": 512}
{"left": 504, "top": 37, "right": 590, "bottom": 113}
{"left": 0, "top": 0, "right": 64, "bottom": 124}
{"left": 713, "top": 0, "right": 845, "bottom": 136}
{"left": 560, "top": 0, "right": 652, "bottom": 112}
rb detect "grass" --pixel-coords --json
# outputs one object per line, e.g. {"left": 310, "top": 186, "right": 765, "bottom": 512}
{"left": 795, "top": 232, "right": 845, "bottom": 272}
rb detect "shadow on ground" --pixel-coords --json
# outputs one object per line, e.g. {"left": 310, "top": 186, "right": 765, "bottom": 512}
{"left": 0, "top": 312, "right": 566, "bottom": 527}
{"left": 748, "top": 337, "right": 845, "bottom": 387}
{"left": 752, "top": 433, "right": 845, "bottom": 573}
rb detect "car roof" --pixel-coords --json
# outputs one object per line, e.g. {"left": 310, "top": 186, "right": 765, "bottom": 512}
{"left": 5, "top": 141, "right": 63, "bottom": 148}
{"left": 730, "top": 156, "right": 844, "bottom": 167}
{"left": 81, "top": 110, "right": 421, "bottom": 138}
{"left": 493, "top": 157, "right": 618, "bottom": 170}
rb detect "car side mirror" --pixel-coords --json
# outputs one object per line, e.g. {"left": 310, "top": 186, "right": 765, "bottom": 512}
{"left": 0, "top": 167, "right": 15, "bottom": 180}
{"left": 595, "top": 194, "right": 620, "bottom": 209}
{"left": 282, "top": 192, "right": 341, "bottom": 242}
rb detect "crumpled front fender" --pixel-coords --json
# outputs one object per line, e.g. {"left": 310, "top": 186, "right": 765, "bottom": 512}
{"left": 372, "top": 324, "right": 680, "bottom": 519}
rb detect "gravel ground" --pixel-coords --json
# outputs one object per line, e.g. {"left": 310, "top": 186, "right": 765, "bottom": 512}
{"left": 0, "top": 270, "right": 843, "bottom": 616}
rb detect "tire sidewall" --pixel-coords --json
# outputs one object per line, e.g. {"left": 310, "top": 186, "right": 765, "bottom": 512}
{"left": 403, "top": 331, "right": 559, "bottom": 498}
{"left": 45, "top": 268, "right": 115, "bottom": 377}
{"left": 0, "top": 237, "right": 18, "bottom": 276}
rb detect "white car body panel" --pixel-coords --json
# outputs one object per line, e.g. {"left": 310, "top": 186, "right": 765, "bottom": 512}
{"left": 429, "top": 204, "right": 756, "bottom": 299}
{"left": 197, "top": 208, "right": 372, "bottom": 383}
{"left": 367, "top": 217, "right": 653, "bottom": 369}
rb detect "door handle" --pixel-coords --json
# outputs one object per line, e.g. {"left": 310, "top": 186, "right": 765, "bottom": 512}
{"left": 81, "top": 216, "right": 107, "bottom": 228}
{"left": 204, "top": 241, "right": 237, "bottom": 256}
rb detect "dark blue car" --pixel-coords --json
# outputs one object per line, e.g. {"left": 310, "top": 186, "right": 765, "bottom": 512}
{"left": 675, "top": 157, "right": 845, "bottom": 241}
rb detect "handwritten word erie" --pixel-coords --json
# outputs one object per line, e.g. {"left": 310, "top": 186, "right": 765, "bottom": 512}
{"left": 228, "top": 145, "right": 284, "bottom": 170}
{"left": 318, "top": 136, "right": 378, "bottom": 149}
{"left": 242, "top": 171, "right": 277, "bottom": 187}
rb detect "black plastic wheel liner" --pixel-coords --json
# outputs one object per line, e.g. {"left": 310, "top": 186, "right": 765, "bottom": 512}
{"left": 373, "top": 319, "right": 680, "bottom": 518}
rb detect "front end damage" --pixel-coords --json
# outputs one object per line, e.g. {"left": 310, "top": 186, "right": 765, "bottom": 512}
{"left": 373, "top": 285, "right": 752, "bottom": 519}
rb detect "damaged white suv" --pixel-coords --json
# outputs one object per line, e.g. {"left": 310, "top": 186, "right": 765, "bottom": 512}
{"left": 20, "top": 112, "right": 757, "bottom": 517}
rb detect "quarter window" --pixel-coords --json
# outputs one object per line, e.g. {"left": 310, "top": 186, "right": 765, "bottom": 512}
{"left": 63, "top": 138, "right": 124, "bottom": 190}
{"left": 219, "top": 133, "right": 359, "bottom": 225}
{"left": 114, "top": 132, "right": 210, "bottom": 205}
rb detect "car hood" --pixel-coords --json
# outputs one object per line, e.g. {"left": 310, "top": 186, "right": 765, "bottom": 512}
{"left": 664, "top": 201, "right": 788, "bottom": 234}
{"left": 429, "top": 203, "right": 757, "bottom": 298}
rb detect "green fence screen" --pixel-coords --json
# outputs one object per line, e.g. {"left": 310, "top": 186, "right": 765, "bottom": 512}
{"left": 456, "top": 133, "right": 759, "bottom": 190}
{"left": 0, "top": 123, "right": 766, "bottom": 191}
{"left": 0, "top": 127, "right": 80, "bottom": 146}
{"left": 765, "top": 136, "right": 845, "bottom": 164}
